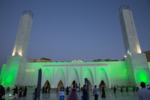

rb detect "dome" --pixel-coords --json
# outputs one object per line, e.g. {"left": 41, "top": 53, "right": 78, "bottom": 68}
{"left": 72, "top": 59, "right": 83, "bottom": 62}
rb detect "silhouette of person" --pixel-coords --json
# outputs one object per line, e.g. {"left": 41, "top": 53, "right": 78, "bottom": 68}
{"left": 0, "top": 85, "right": 5, "bottom": 100}
{"left": 114, "top": 86, "right": 116, "bottom": 93}
{"left": 126, "top": 87, "right": 128, "bottom": 92}
{"left": 101, "top": 87, "right": 105, "bottom": 98}
{"left": 121, "top": 87, "right": 123, "bottom": 92}
{"left": 23, "top": 87, "right": 27, "bottom": 97}
{"left": 138, "top": 82, "right": 150, "bottom": 100}
{"left": 83, "top": 85, "right": 87, "bottom": 100}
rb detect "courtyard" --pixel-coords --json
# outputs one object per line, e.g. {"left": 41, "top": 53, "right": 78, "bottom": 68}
{"left": 4, "top": 88, "right": 139, "bottom": 100}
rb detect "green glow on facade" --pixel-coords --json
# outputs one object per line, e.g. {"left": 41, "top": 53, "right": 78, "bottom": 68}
{"left": 137, "top": 70, "right": 149, "bottom": 84}
{"left": 0, "top": 61, "right": 150, "bottom": 87}
{"left": 0, "top": 64, "right": 6, "bottom": 85}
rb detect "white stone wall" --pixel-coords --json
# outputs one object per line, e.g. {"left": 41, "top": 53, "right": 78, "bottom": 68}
{"left": 22, "top": 62, "right": 129, "bottom": 88}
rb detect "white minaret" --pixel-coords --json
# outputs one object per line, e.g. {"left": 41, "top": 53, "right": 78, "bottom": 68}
{"left": 2, "top": 11, "right": 33, "bottom": 87}
{"left": 119, "top": 5, "right": 150, "bottom": 86}
{"left": 12, "top": 10, "right": 33, "bottom": 58}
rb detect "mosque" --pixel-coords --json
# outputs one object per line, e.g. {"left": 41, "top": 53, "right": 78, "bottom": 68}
{"left": 0, "top": 6, "right": 150, "bottom": 89}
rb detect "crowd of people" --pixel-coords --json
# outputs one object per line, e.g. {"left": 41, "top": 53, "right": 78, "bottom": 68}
{"left": 0, "top": 86, "right": 27, "bottom": 100}
{"left": 0, "top": 82, "right": 150, "bottom": 100}
{"left": 82, "top": 82, "right": 150, "bottom": 100}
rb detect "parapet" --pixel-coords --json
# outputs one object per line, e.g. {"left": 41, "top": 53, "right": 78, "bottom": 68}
{"left": 119, "top": 5, "right": 130, "bottom": 13}
{"left": 22, "top": 10, "right": 33, "bottom": 18}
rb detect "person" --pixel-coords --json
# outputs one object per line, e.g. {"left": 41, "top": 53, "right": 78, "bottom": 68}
{"left": 32, "top": 93, "right": 35, "bottom": 100}
{"left": 101, "top": 86, "right": 105, "bottom": 98}
{"left": 13, "top": 86, "right": 18, "bottom": 98}
{"left": 133, "top": 87, "right": 135, "bottom": 92}
{"left": 19, "top": 87, "right": 23, "bottom": 97}
{"left": 99, "top": 85, "right": 102, "bottom": 92}
{"left": 23, "top": 87, "right": 27, "bottom": 97}
{"left": 66, "top": 87, "right": 69, "bottom": 95}
{"left": 91, "top": 86, "right": 93, "bottom": 93}
{"left": 56, "top": 88, "right": 58, "bottom": 93}
{"left": 83, "top": 85, "right": 87, "bottom": 100}
{"left": 93, "top": 85, "right": 98, "bottom": 100}
{"left": 48, "top": 87, "right": 50, "bottom": 93}
{"left": 114, "top": 86, "right": 116, "bottom": 93}
{"left": 42, "top": 87, "right": 45, "bottom": 93}
{"left": 7, "top": 87, "right": 10, "bottom": 92}
{"left": 34, "top": 87, "right": 37, "bottom": 100}
{"left": 136, "top": 87, "right": 139, "bottom": 92}
{"left": 0, "top": 85, "right": 5, "bottom": 100}
{"left": 138, "top": 82, "right": 150, "bottom": 100}
{"left": 121, "top": 87, "right": 123, "bottom": 92}
{"left": 126, "top": 87, "right": 128, "bottom": 92}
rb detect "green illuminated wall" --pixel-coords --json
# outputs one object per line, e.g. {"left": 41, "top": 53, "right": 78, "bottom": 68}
{"left": 23, "top": 61, "right": 129, "bottom": 88}
{"left": 0, "top": 64, "right": 6, "bottom": 85}
{"left": 1, "top": 56, "right": 20, "bottom": 87}
{"left": 1, "top": 61, "right": 150, "bottom": 88}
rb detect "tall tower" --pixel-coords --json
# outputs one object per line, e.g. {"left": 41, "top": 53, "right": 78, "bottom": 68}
{"left": 119, "top": 5, "right": 150, "bottom": 86}
{"left": 2, "top": 11, "right": 33, "bottom": 87}
{"left": 12, "top": 10, "right": 33, "bottom": 58}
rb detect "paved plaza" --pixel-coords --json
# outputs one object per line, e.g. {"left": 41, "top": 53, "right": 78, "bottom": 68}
{"left": 4, "top": 88, "right": 139, "bottom": 100}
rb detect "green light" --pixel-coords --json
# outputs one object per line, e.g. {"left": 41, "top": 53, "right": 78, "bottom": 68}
{"left": 137, "top": 70, "right": 149, "bottom": 84}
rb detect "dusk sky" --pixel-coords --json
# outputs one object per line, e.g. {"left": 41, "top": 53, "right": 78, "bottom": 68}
{"left": 0, "top": 0, "right": 150, "bottom": 71}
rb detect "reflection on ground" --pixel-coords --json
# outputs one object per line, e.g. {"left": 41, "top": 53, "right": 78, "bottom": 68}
{"left": 4, "top": 88, "right": 138, "bottom": 100}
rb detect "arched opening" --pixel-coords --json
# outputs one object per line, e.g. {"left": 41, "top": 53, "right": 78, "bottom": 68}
{"left": 44, "top": 80, "right": 50, "bottom": 88}
{"left": 43, "top": 80, "right": 50, "bottom": 93}
{"left": 57, "top": 80, "right": 64, "bottom": 88}
{"left": 99, "top": 80, "right": 106, "bottom": 88}
{"left": 71, "top": 80, "right": 78, "bottom": 88}
{"left": 88, "top": 80, "right": 92, "bottom": 88}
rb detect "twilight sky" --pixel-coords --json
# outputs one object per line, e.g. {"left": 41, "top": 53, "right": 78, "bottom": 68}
{"left": 0, "top": 0, "right": 150, "bottom": 71}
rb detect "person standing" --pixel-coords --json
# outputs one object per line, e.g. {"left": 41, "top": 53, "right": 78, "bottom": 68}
{"left": 56, "top": 88, "right": 58, "bottom": 93}
{"left": 121, "top": 87, "right": 123, "bottom": 92}
{"left": 114, "top": 86, "right": 116, "bottom": 93}
{"left": 101, "top": 87, "right": 105, "bottom": 98}
{"left": 133, "top": 87, "right": 135, "bottom": 92}
{"left": 34, "top": 87, "right": 37, "bottom": 100}
{"left": 93, "top": 85, "right": 98, "bottom": 100}
{"left": 7, "top": 87, "right": 10, "bottom": 92}
{"left": 0, "top": 85, "right": 5, "bottom": 100}
{"left": 42, "top": 87, "right": 45, "bottom": 93}
{"left": 66, "top": 87, "right": 69, "bottom": 95}
{"left": 23, "top": 87, "right": 27, "bottom": 97}
{"left": 138, "top": 82, "right": 150, "bottom": 100}
{"left": 19, "top": 87, "right": 23, "bottom": 97}
{"left": 83, "top": 85, "right": 87, "bottom": 100}
{"left": 91, "top": 86, "right": 94, "bottom": 93}
{"left": 126, "top": 87, "right": 128, "bottom": 92}
{"left": 136, "top": 87, "right": 139, "bottom": 92}
{"left": 13, "top": 87, "right": 18, "bottom": 98}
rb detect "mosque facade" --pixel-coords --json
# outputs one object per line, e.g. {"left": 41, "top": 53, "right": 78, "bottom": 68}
{"left": 0, "top": 6, "right": 150, "bottom": 88}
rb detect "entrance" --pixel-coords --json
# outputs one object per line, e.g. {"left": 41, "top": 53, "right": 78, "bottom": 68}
{"left": 99, "top": 80, "right": 106, "bottom": 88}
{"left": 57, "top": 80, "right": 64, "bottom": 88}
{"left": 88, "top": 80, "right": 92, "bottom": 88}
{"left": 71, "top": 80, "right": 78, "bottom": 88}
{"left": 44, "top": 80, "right": 50, "bottom": 88}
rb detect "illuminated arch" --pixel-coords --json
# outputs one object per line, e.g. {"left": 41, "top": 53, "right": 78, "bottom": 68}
{"left": 97, "top": 68, "right": 109, "bottom": 88}
{"left": 55, "top": 69, "right": 65, "bottom": 87}
{"left": 42, "top": 69, "right": 51, "bottom": 87}
{"left": 69, "top": 68, "right": 80, "bottom": 87}
{"left": 83, "top": 68, "right": 94, "bottom": 86}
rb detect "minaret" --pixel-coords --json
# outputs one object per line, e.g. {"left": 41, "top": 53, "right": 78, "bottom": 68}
{"left": 12, "top": 10, "right": 33, "bottom": 58}
{"left": 119, "top": 5, "right": 150, "bottom": 86}
{"left": 2, "top": 11, "right": 33, "bottom": 87}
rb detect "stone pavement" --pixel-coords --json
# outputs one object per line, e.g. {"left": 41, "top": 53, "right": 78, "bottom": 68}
{"left": 4, "top": 88, "right": 139, "bottom": 100}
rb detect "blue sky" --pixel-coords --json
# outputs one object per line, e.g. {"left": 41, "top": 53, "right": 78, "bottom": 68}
{"left": 0, "top": 0, "right": 150, "bottom": 71}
